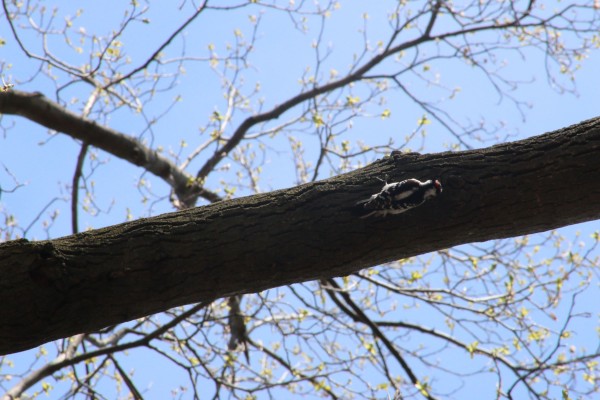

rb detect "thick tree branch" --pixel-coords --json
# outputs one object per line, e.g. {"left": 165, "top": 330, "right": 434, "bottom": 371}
{"left": 1, "top": 117, "right": 600, "bottom": 354}
{"left": 0, "top": 90, "right": 221, "bottom": 205}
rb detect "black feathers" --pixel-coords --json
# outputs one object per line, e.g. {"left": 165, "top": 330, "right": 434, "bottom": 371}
{"left": 356, "top": 178, "right": 442, "bottom": 218}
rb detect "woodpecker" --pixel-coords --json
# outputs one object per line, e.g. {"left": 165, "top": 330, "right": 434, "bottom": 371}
{"left": 356, "top": 178, "right": 442, "bottom": 218}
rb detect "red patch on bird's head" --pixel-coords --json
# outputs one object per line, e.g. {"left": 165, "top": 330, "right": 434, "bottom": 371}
{"left": 433, "top": 179, "right": 443, "bottom": 193}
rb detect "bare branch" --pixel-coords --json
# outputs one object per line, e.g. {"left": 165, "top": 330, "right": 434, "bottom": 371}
{"left": 2, "top": 302, "right": 208, "bottom": 399}
{"left": 0, "top": 90, "right": 221, "bottom": 205}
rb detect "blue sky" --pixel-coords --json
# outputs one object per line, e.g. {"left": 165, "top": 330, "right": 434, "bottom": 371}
{"left": 1, "top": 1, "right": 599, "bottom": 399}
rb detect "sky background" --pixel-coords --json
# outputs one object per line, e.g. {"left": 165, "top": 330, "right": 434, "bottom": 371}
{"left": 1, "top": 1, "right": 599, "bottom": 398}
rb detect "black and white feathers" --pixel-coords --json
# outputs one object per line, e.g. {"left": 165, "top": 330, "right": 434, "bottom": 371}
{"left": 356, "top": 178, "right": 442, "bottom": 218}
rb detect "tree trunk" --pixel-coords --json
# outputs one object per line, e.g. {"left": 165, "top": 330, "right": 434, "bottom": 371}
{"left": 1, "top": 117, "right": 600, "bottom": 354}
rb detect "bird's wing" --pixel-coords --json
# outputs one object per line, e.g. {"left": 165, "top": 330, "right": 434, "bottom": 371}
{"left": 390, "top": 179, "right": 420, "bottom": 201}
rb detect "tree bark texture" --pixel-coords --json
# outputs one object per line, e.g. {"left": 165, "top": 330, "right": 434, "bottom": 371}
{"left": 1, "top": 117, "right": 600, "bottom": 354}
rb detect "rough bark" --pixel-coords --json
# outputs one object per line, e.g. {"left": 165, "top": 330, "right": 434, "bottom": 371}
{"left": 1, "top": 117, "right": 600, "bottom": 355}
